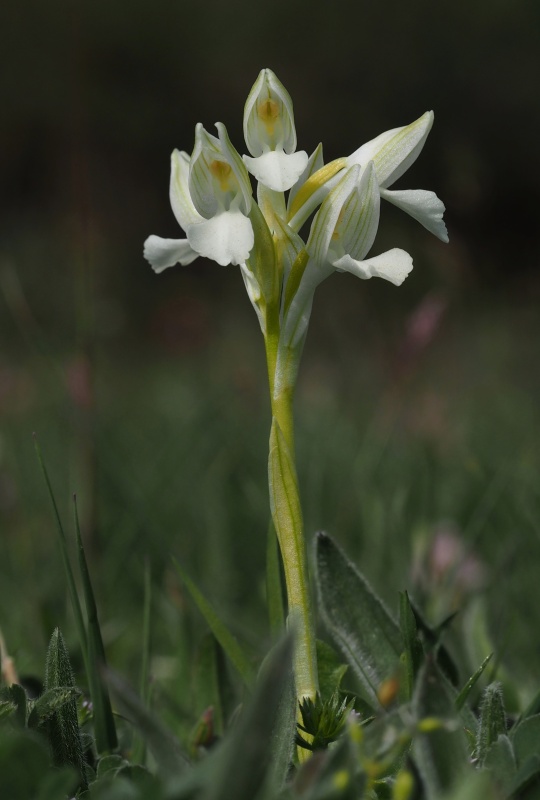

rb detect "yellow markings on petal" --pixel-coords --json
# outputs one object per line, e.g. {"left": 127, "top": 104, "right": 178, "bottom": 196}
{"left": 209, "top": 159, "right": 233, "bottom": 192}
{"left": 258, "top": 98, "right": 280, "bottom": 134}
{"left": 287, "top": 158, "right": 348, "bottom": 222}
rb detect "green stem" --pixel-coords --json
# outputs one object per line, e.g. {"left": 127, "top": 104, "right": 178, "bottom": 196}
{"left": 264, "top": 325, "right": 318, "bottom": 712}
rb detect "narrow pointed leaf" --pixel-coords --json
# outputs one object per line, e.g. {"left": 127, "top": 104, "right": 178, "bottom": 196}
{"left": 399, "top": 591, "right": 424, "bottom": 701}
{"left": 192, "top": 633, "right": 225, "bottom": 737}
{"left": 173, "top": 559, "right": 255, "bottom": 688}
{"left": 315, "top": 532, "right": 401, "bottom": 707}
{"left": 455, "top": 653, "right": 492, "bottom": 712}
{"left": 34, "top": 437, "right": 88, "bottom": 675}
{"left": 266, "top": 520, "right": 286, "bottom": 637}
{"left": 132, "top": 559, "right": 153, "bottom": 764}
{"left": 74, "top": 496, "right": 118, "bottom": 753}
{"left": 44, "top": 628, "right": 87, "bottom": 790}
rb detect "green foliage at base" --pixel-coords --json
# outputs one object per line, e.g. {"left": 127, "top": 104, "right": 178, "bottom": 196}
{"left": 5, "top": 525, "right": 540, "bottom": 799}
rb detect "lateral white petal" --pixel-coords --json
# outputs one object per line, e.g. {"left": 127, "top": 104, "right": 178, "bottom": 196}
{"left": 186, "top": 210, "right": 254, "bottom": 267}
{"left": 381, "top": 188, "right": 449, "bottom": 242}
{"left": 143, "top": 235, "right": 199, "bottom": 273}
{"left": 348, "top": 111, "right": 433, "bottom": 188}
{"left": 169, "top": 150, "right": 203, "bottom": 230}
{"left": 307, "top": 165, "right": 361, "bottom": 266}
{"left": 337, "top": 161, "right": 380, "bottom": 262}
{"left": 332, "top": 248, "right": 413, "bottom": 286}
{"left": 243, "top": 150, "right": 309, "bottom": 191}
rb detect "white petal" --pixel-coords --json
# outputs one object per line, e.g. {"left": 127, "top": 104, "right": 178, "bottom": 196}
{"left": 348, "top": 111, "right": 433, "bottom": 188}
{"left": 143, "top": 235, "right": 199, "bottom": 273}
{"left": 169, "top": 150, "right": 203, "bottom": 230}
{"left": 306, "top": 165, "right": 361, "bottom": 266}
{"left": 332, "top": 248, "right": 413, "bottom": 286}
{"left": 336, "top": 161, "right": 380, "bottom": 262}
{"left": 187, "top": 210, "right": 254, "bottom": 267}
{"left": 243, "top": 69, "right": 298, "bottom": 157}
{"left": 243, "top": 150, "right": 308, "bottom": 192}
{"left": 381, "top": 188, "right": 449, "bottom": 242}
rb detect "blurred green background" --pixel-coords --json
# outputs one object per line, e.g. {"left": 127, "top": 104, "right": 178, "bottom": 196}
{"left": 1, "top": 0, "right": 539, "bottom": 697}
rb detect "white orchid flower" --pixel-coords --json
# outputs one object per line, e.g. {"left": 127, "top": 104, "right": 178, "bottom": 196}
{"left": 307, "top": 162, "right": 413, "bottom": 286}
{"left": 144, "top": 122, "right": 254, "bottom": 272}
{"left": 288, "top": 112, "right": 448, "bottom": 244}
{"left": 348, "top": 110, "right": 448, "bottom": 242}
{"left": 243, "top": 69, "right": 308, "bottom": 192}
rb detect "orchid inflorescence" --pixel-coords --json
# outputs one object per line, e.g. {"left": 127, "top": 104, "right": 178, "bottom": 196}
{"left": 144, "top": 69, "right": 447, "bottom": 720}
{"left": 144, "top": 68, "right": 447, "bottom": 363}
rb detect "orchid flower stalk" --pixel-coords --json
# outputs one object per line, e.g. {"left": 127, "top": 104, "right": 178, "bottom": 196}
{"left": 144, "top": 68, "right": 447, "bottom": 745}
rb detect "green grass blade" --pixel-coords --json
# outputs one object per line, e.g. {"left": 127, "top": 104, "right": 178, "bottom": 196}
{"left": 132, "top": 560, "right": 152, "bottom": 764}
{"left": 33, "top": 436, "right": 88, "bottom": 675}
{"left": 266, "top": 519, "right": 285, "bottom": 637}
{"left": 173, "top": 559, "right": 255, "bottom": 689}
{"left": 455, "top": 653, "right": 493, "bottom": 712}
{"left": 73, "top": 495, "right": 118, "bottom": 753}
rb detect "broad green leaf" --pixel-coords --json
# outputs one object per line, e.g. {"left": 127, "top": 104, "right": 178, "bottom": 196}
{"left": 412, "top": 656, "right": 470, "bottom": 799}
{"left": 74, "top": 496, "right": 118, "bottom": 754}
{"left": 399, "top": 591, "right": 424, "bottom": 701}
{"left": 44, "top": 628, "right": 87, "bottom": 790}
{"left": 506, "top": 755, "right": 540, "bottom": 799}
{"left": 173, "top": 559, "right": 255, "bottom": 688}
{"left": 203, "top": 633, "right": 294, "bottom": 800}
{"left": 105, "top": 667, "right": 189, "bottom": 779}
{"left": 512, "top": 714, "right": 540, "bottom": 766}
{"left": 483, "top": 734, "right": 516, "bottom": 792}
{"left": 96, "top": 753, "right": 128, "bottom": 778}
{"left": 315, "top": 532, "right": 401, "bottom": 707}
{"left": 264, "top": 642, "right": 296, "bottom": 793}
{"left": 476, "top": 682, "right": 506, "bottom": 764}
{"left": 455, "top": 653, "right": 493, "bottom": 712}
{"left": 266, "top": 520, "right": 285, "bottom": 637}
{"left": 316, "top": 640, "right": 348, "bottom": 702}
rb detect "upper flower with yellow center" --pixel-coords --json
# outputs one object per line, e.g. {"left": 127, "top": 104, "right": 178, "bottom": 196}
{"left": 243, "top": 68, "right": 308, "bottom": 192}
